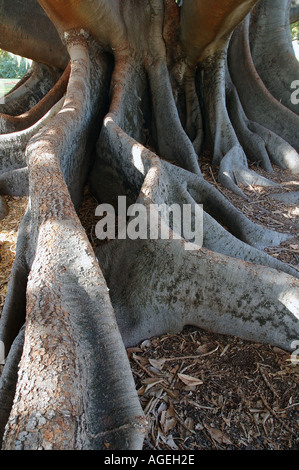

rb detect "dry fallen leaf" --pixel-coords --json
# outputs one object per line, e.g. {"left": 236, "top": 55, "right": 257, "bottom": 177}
{"left": 148, "top": 358, "right": 166, "bottom": 371}
{"left": 143, "top": 377, "right": 164, "bottom": 392}
{"left": 177, "top": 373, "right": 203, "bottom": 387}
{"left": 163, "top": 434, "right": 179, "bottom": 450}
{"left": 204, "top": 424, "right": 232, "bottom": 445}
{"left": 160, "top": 405, "right": 177, "bottom": 434}
{"left": 184, "top": 417, "right": 195, "bottom": 432}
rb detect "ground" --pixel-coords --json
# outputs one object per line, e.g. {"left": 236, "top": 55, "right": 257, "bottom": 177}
{"left": 1, "top": 159, "right": 298, "bottom": 450}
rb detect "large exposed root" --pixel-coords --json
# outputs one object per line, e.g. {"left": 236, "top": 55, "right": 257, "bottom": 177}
{"left": 0, "top": 98, "right": 64, "bottom": 190}
{"left": 87, "top": 23, "right": 299, "bottom": 354}
{"left": 250, "top": 0, "right": 299, "bottom": 115}
{"left": 147, "top": 60, "right": 202, "bottom": 175}
{"left": 0, "top": 325, "right": 25, "bottom": 447}
{"left": 0, "top": 63, "right": 62, "bottom": 117}
{"left": 226, "top": 71, "right": 299, "bottom": 174}
{"left": 0, "top": 64, "right": 70, "bottom": 134}
{"left": 1, "top": 32, "right": 145, "bottom": 451}
{"left": 94, "top": 158, "right": 299, "bottom": 352}
{"left": 93, "top": 36, "right": 296, "bottom": 257}
{"left": 228, "top": 15, "right": 299, "bottom": 160}
{"left": 93, "top": 110, "right": 297, "bottom": 275}
{"left": 199, "top": 49, "right": 278, "bottom": 196}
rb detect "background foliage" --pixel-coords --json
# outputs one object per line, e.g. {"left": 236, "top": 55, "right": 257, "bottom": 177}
{"left": 291, "top": 21, "right": 299, "bottom": 41}
{"left": 0, "top": 50, "right": 31, "bottom": 79}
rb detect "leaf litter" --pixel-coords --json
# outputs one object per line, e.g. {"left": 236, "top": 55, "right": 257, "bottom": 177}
{"left": 129, "top": 327, "right": 299, "bottom": 450}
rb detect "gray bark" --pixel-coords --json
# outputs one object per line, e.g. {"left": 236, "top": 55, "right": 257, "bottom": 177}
{"left": 250, "top": 0, "right": 299, "bottom": 115}
{"left": 228, "top": 15, "right": 299, "bottom": 163}
{"left": 290, "top": 2, "right": 299, "bottom": 23}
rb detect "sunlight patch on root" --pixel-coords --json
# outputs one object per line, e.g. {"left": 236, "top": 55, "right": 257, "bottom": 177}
{"left": 108, "top": 53, "right": 148, "bottom": 144}
{"left": 218, "top": 145, "right": 277, "bottom": 197}
{"left": 247, "top": 121, "right": 299, "bottom": 175}
{"left": 91, "top": 52, "right": 157, "bottom": 204}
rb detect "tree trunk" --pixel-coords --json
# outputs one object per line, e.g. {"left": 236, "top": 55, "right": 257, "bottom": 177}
{"left": 0, "top": 0, "right": 298, "bottom": 450}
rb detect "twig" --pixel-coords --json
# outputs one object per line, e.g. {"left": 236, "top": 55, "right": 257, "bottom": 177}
{"left": 259, "top": 366, "right": 278, "bottom": 397}
{"left": 163, "top": 346, "right": 219, "bottom": 362}
{"left": 259, "top": 393, "right": 293, "bottom": 434}
{"left": 131, "top": 353, "right": 156, "bottom": 378}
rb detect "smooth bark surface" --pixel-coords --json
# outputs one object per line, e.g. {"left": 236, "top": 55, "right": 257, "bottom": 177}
{"left": 0, "top": 0, "right": 68, "bottom": 68}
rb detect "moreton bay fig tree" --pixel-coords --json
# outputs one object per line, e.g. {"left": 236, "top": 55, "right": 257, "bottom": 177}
{"left": 0, "top": 0, "right": 298, "bottom": 450}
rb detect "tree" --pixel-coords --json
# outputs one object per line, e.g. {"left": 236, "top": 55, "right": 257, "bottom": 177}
{"left": 0, "top": 0, "right": 298, "bottom": 450}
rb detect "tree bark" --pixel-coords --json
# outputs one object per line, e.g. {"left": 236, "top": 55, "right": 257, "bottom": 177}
{"left": 250, "top": 0, "right": 299, "bottom": 115}
{"left": 0, "top": 0, "right": 68, "bottom": 69}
